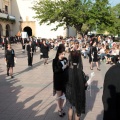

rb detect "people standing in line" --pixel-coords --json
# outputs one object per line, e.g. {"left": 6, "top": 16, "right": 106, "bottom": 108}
{"left": 40, "top": 39, "right": 49, "bottom": 64}
{"left": 5, "top": 44, "right": 16, "bottom": 78}
{"left": 102, "top": 62, "right": 120, "bottom": 120}
{"left": 26, "top": 41, "right": 34, "bottom": 66}
{"left": 89, "top": 39, "right": 100, "bottom": 71}
{"left": 52, "top": 44, "right": 68, "bottom": 117}
{"left": 65, "top": 47, "right": 86, "bottom": 120}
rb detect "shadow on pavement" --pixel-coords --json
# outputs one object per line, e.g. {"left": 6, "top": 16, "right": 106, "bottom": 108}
{"left": 81, "top": 80, "right": 100, "bottom": 119}
{"left": 0, "top": 73, "right": 43, "bottom": 120}
{"left": 13, "top": 59, "right": 53, "bottom": 77}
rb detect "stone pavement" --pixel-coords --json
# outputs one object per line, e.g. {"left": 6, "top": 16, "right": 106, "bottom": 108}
{"left": 0, "top": 44, "right": 112, "bottom": 120}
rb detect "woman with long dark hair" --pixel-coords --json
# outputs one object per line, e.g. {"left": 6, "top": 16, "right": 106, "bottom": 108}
{"left": 65, "top": 46, "right": 86, "bottom": 120}
{"left": 52, "top": 44, "right": 68, "bottom": 117}
{"left": 89, "top": 38, "right": 100, "bottom": 70}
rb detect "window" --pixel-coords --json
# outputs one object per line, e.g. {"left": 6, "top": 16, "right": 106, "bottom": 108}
{"left": 5, "top": 5, "right": 8, "bottom": 13}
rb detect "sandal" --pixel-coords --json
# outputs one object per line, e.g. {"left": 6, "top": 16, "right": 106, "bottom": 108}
{"left": 97, "top": 68, "right": 101, "bottom": 71}
{"left": 90, "top": 67, "right": 93, "bottom": 70}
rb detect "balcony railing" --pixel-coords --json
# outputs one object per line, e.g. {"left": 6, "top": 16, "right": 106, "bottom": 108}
{"left": 0, "top": 12, "right": 15, "bottom": 22}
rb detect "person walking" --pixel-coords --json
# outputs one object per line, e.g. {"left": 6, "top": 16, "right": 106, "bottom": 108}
{"left": 5, "top": 44, "right": 16, "bottom": 78}
{"left": 40, "top": 39, "right": 49, "bottom": 64}
{"left": 26, "top": 41, "right": 34, "bottom": 66}
{"left": 52, "top": 44, "right": 68, "bottom": 117}
{"left": 89, "top": 39, "right": 100, "bottom": 71}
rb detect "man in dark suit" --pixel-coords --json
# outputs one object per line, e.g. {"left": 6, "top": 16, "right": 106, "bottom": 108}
{"left": 26, "top": 41, "right": 34, "bottom": 66}
{"left": 102, "top": 63, "right": 120, "bottom": 120}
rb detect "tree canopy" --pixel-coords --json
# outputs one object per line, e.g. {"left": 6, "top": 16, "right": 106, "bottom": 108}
{"left": 107, "top": 3, "right": 120, "bottom": 35}
{"left": 32, "top": 0, "right": 115, "bottom": 35}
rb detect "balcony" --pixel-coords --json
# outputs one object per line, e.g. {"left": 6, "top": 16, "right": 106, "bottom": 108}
{"left": 0, "top": 12, "right": 15, "bottom": 22}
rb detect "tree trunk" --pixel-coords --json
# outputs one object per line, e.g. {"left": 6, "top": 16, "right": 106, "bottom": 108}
{"left": 74, "top": 23, "right": 83, "bottom": 37}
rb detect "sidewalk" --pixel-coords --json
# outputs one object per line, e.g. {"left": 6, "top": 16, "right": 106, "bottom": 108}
{"left": 0, "top": 44, "right": 111, "bottom": 120}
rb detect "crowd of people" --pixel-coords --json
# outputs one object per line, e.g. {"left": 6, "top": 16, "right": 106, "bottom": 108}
{"left": 1, "top": 34, "right": 120, "bottom": 120}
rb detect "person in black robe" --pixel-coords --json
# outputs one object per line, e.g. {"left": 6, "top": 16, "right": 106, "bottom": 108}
{"left": 5, "top": 44, "right": 16, "bottom": 78}
{"left": 65, "top": 48, "right": 86, "bottom": 120}
{"left": 4, "top": 37, "right": 10, "bottom": 52}
{"left": 1, "top": 36, "right": 5, "bottom": 50}
{"left": 31, "top": 38, "right": 37, "bottom": 53}
{"left": 89, "top": 38, "right": 100, "bottom": 71}
{"left": 52, "top": 44, "right": 68, "bottom": 117}
{"left": 102, "top": 63, "right": 120, "bottom": 120}
{"left": 40, "top": 39, "right": 49, "bottom": 64}
{"left": 26, "top": 41, "right": 34, "bottom": 66}
{"left": 21, "top": 38, "right": 26, "bottom": 53}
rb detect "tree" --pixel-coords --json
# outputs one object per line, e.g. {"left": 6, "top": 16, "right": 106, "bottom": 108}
{"left": 108, "top": 3, "right": 120, "bottom": 36}
{"left": 32, "top": 0, "right": 114, "bottom": 35}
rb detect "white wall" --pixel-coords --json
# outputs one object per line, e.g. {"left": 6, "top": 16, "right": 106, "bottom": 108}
{"left": 11, "top": 0, "right": 76, "bottom": 38}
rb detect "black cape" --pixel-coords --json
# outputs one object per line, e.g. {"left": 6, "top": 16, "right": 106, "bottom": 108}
{"left": 65, "top": 50, "right": 86, "bottom": 115}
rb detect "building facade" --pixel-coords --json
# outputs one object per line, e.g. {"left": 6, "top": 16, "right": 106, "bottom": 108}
{"left": 0, "top": 0, "right": 76, "bottom": 38}
{"left": 0, "top": 0, "right": 15, "bottom": 37}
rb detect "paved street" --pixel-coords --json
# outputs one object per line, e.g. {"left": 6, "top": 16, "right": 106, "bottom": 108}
{"left": 0, "top": 44, "right": 111, "bottom": 120}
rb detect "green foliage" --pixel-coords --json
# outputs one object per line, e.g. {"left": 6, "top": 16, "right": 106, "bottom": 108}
{"left": 32, "top": 0, "right": 114, "bottom": 34}
{"left": 107, "top": 3, "right": 120, "bottom": 35}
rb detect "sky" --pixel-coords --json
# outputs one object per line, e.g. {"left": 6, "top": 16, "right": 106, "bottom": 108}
{"left": 109, "top": 0, "right": 120, "bottom": 6}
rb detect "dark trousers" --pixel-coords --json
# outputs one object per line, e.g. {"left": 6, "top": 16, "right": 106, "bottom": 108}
{"left": 2, "top": 43, "right": 4, "bottom": 47}
{"left": 111, "top": 55, "right": 119, "bottom": 64}
{"left": 28, "top": 53, "right": 33, "bottom": 66}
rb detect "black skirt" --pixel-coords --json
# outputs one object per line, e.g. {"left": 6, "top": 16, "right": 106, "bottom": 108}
{"left": 7, "top": 62, "right": 14, "bottom": 67}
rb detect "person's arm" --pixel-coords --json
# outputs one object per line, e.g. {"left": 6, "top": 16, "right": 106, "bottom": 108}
{"left": 52, "top": 59, "right": 63, "bottom": 73}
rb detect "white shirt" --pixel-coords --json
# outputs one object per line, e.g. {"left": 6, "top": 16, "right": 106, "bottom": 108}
{"left": 100, "top": 48, "right": 105, "bottom": 54}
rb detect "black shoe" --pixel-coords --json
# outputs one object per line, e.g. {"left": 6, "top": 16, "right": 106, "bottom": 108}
{"left": 58, "top": 110, "right": 63, "bottom": 117}
{"left": 11, "top": 76, "right": 14, "bottom": 78}
{"left": 61, "top": 109, "right": 66, "bottom": 116}
{"left": 7, "top": 72, "right": 9, "bottom": 76}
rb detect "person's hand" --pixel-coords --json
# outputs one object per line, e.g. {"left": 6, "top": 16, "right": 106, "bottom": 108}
{"left": 62, "top": 64, "right": 67, "bottom": 70}
{"left": 15, "top": 58, "right": 17, "bottom": 64}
